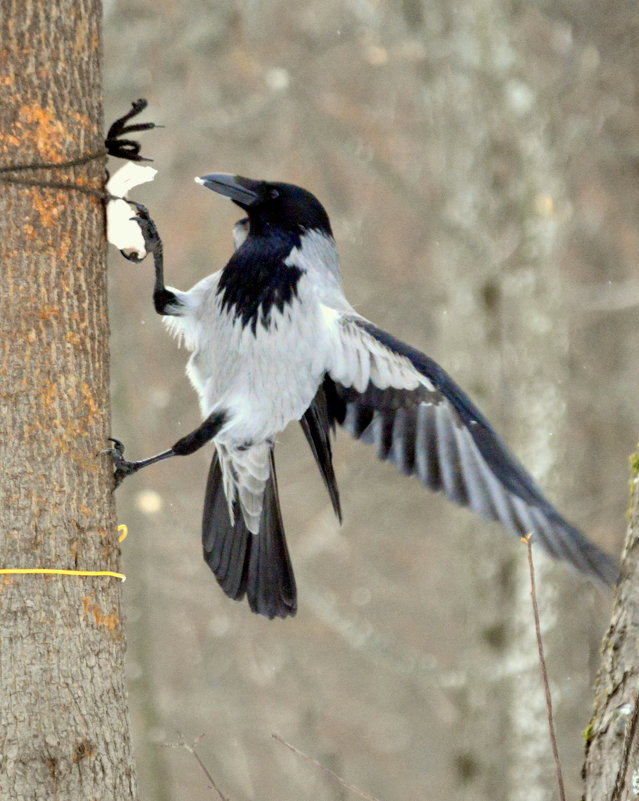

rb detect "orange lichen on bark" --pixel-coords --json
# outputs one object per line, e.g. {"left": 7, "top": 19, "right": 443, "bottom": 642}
{"left": 23, "top": 223, "right": 37, "bottom": 240}
{"left": 71, "top": 110, "right": 91, "bottom": 128}
{"left": 0, "top": 575, "right": 17, "bottom": 592}
{"left": 32, "top": 189, "right": 65, "bottom": 229}
{"left": 58, "top": 230, "right": 73, "bottom": 262}
{"left": 17, "top": 103, "right": 75, "bottom": 161}
{"left": 81, "top": 594, "right": 120, "bottom": 632}
{"left": 41, "top": 380, "right": 58, "bottom": 409}
{"left": 0, "top": 104, "right": 86, "bottom": 227}
{"left": 80, "top": 381, "right": 99, "bottom": 426}
{"left": 0, "top": 131, "right": 21, "bottom": 150}
{"left": 38, "top": 305, "right": 61, "bottom": 322}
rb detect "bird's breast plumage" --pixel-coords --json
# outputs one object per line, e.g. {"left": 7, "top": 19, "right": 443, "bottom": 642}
{"left": 163, "top": 227, "right": 348, "bottom": 444}
{"left": 186, "top": 270, "right": 333, "bottom": 444}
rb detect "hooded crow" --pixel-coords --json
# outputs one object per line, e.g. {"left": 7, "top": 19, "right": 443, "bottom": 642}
{"left": 110, "top": 174, "right": 617, "bottom": 618}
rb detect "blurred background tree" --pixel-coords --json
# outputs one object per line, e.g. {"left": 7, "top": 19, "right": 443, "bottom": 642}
{"left": 105, "top": 1, "right": 638, "bottom": 798}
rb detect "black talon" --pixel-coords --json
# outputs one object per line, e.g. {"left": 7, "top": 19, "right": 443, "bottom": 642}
{"left": 108, "top": 436, "right": 125, "bottom": 453}
{"left": 117, "top": 202, "right": 162, "bottom": 264}
{"left": 130, "top": 211, "right": 161, "bottom": 255}
{"left": 106, "top": 437, "right": 141, "bottom": 488}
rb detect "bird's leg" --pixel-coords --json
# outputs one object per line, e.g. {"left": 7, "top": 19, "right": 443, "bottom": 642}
{"left": 124, "top": 202, "right": 182, "bottom": 316}
{"left": 107, "top": 412, "right": 227, "bottom": 488}
{"left": 107, "top": 438, "right": 174, "bottom": 487}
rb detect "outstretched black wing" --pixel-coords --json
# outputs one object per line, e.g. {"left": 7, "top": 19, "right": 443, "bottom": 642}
{"left": 323, "top": 313, "right": 617, "bottom": 585}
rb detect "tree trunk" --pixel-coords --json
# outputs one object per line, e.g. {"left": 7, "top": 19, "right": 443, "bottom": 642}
{"left": 583, "top": 454, "right": 639, "bottom": 799}
{"left": 0, "top": 1, "right": 137, "bottom": 798}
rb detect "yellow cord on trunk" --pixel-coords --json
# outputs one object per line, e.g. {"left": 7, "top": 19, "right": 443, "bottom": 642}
{"left": 0, "top": 568, "right": 125, "bottom": 581}
{"left": 0, "top": 524, "right": 130, "bottom": 581}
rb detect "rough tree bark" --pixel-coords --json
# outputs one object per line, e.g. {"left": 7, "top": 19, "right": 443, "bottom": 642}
{"left": 0, "top": 1, "right": 137, "bottom": 799}
{"left": 583, "top": 454, "right": 639, "bottom": 800}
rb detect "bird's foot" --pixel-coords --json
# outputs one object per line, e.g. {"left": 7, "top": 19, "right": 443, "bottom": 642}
{"left": 105, "top": 437, "right": 141, "bottom": 488}
{"left": 116, "top": 202, "right": 162, "bottom": 263}
{"left": 128, "top": 203, "right": 162, "bottom": 255}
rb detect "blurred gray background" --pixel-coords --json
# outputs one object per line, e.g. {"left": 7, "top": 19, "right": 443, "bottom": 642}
{"left": 104, "top": 2, "right": 638, "bottom": 799}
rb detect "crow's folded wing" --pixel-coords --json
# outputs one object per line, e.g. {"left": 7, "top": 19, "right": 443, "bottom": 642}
{"left": 300, "top": 389, "right": 342, "bottom": 522}
{"left": 323, "top": 311, "right": 617, "bottom": 585}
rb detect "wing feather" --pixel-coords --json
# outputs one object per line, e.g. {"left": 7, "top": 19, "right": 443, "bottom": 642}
{"left": 299, "top": 384, "right": 342, "bottom": 521}
{"left": 415, "top": 404, "right": 442, "bottom": 491}
{"left": 322, "top": 312, "right": 617, "bottom": 585}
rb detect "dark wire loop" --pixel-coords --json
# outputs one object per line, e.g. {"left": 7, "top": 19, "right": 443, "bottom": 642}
{"left": 0, "top": 98, "right": 158, "bottom": 194}
{"left": 0, "top": 149, "right": 108, "bottom": 197}
{"left": 0, "top": 149, "right": 107, "bottom": 175}
{"left": 105, "top": 98, "right": 161, "bottom": 162}
{"left": 0, "top": 174, "right": 108, "bottom": 198}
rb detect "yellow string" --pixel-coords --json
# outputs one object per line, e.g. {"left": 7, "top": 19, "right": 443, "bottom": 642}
{"left": 0, "top": 523, "right": 129, "bottom": 581}
{"left": 0, "top": 568, "right": 126, "bottom": 581}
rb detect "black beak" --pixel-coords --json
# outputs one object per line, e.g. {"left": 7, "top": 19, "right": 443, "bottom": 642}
{"left": 195, "top": 173, "right": 261, "bottom": 207}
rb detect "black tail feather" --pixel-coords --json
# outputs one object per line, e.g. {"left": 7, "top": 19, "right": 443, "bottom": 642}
{"left": 301, "top": 380, "right": 342, "bottom": 522}
{"left": 202, "top": 450, "right": 297, "bottom": 619}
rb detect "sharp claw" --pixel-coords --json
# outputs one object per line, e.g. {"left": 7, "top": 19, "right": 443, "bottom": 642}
{"left": 125, "top": 204, "right": 161, "bottom": 255}
{"left": 105, "top": 438, "right": 139, "bottom": 488}
{"left": 107, "top": 437, "right": 125, "bottom": 454}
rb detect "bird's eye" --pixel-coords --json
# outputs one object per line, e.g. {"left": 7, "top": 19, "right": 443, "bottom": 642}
{"left": 270, "top": 189, "right": 280, "bottom": 199}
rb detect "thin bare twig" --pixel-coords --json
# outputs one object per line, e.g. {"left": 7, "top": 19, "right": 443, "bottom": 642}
{"left": 272, "top": 733, "right": 384, "bottom": 801}
{"left": 521, "top": 534, "right": 566, "bottom": 801}
{"left": 163, "top": 732, "right": 230, "bottom": 801}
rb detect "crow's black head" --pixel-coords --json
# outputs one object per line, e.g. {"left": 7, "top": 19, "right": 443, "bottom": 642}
{"left": 196, "top": 173, "right": 333, "bottom": 238}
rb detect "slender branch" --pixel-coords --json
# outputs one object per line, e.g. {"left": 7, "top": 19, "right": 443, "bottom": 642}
{"left": 272, "top": 733, "right": 384, "bottom": 801}
{"left": 521, "top": 534, "right": 566, "bottom": 801}
{"left": 163, "top": 733, "right": 230, "bottom": 801}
